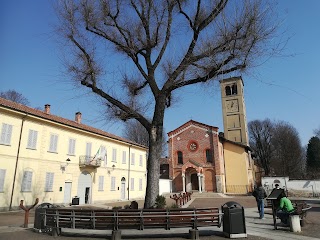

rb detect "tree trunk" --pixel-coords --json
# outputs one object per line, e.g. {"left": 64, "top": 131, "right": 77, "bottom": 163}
{"left": 144, "top": 97, "right": 166, "bottom": 209}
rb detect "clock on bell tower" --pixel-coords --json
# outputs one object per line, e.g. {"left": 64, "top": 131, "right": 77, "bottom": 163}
{"left": 220, "top": 76, "right": 249, "bottom": 145}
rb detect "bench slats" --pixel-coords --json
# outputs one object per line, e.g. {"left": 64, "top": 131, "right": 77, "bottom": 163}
{"left": 44, "top": 207, "right": 222, "bottom": 232}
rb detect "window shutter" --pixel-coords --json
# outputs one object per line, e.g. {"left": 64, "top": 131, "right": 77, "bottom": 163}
{"left": 1, "top": 123, "right": 12, "bottom": 145}
{"left": 45, "top": 172, "right": 54, "bottom": 191}
{"left": 101, "top": 146, "right": 107, "bottom": 165}
{"left": 0, "top": 169, "right": 6, "bottom": 192}
{"left": 49, "top": 134, "right": 58, "bottom": 152}
{"left": 131, "top": 153, "right": 135, "bottom": 165}
{"left": 27, "top": 130, "right": 33, "bottom": 148}
{"left": 53, "top": 135, "right": 58, "bottom": 152}
{"left": 69, "top": 139, "right": 76, "bottom": 155}
{"left": 139, "top": 155, "right": 143, "bottom": 166}
{"left": 99, "top": 176, "right": 104, "bottom": 191}
{"left": 22, "top": 171, "right": 33, "bottom": 191}
{"left": 111, "top": 176, "right": 116, "bottom": 190}
{"left": 131, "top": 178, "right": 134, "bottom": 190}
{"left": 122, "top": 151, "right": 126, "bottom": 164}
{"left": 86, "top": 142, "right": 92, "bottom": 156}
{"left": 28, "top": 130, "right": 38, "bottom": 149}
{"left": 139, "top": 178, "right": 142, "bottom": 191}
{"left": 112, "top": 149, "right": 117, "bottom": 162}
{"left": 32, "top": 131, "right": 38, "bottom": 149}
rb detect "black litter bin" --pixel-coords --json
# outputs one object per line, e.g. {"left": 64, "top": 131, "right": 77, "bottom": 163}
{"left": 72, "top": 196, "right": 80, "bottom": 205}
{"left": 34, "top": 203, "right": 55, "bottom": 231}
{"left": 221, "top": 201, "right": 247, "bottom": 238}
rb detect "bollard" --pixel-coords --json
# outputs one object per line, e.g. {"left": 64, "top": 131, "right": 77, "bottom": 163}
{"left": 289, "top": 215, "right": 301, "bottom": 232}
{"left": 19, "top": 198, "right": 39, "bottom": 228}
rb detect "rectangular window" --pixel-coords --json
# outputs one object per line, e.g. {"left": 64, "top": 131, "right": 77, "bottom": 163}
{"left": 122, "top": 151, "right": 126, "bottom": 164}
{"left": 86, "top": 142, "right": 92, "bottom": 163}
{"left": 178, "top": 151, "right": 183, "bottom": 164}
{"left": 68, "top": 138, "right": 76, "bottom": 155}
{"left": 111, "top": 176, "right": 116, "bottom": 191}
{"left": 0, "top": 169, "right": 6, "bottom": 192}
{"left": 139, "top": 178, "right": 143, "bottom": 191}
{"left": 112, "top": 148, "right": 117, "bottom": 162}
{"left": 131, "top": 153, "right": 135, "bottom": 165}
{"left": 139, "top": 155, "right": 143, "bottom": 167}
{"left": 0, "top": 123, "right": 13, "bottom": 145}
{"left": 98, "top": 176, "right": 104, "bottom": 191}
{"left": 131, "top": 178, "right": 135, "bottom": 191}
{"left": 45, "top": 172, "right": 54, "bottom": 191}
{"left": 27, "top": 129, "right": 38, "bottom": 149}
{"left": 206, "top": 149, "right": 213, "bottom": 163}
{"left": 21, "top": 171, "right": 33, "bottom": 192}
{"left": 49, "top": 134, "right": 58, "bottom": 153}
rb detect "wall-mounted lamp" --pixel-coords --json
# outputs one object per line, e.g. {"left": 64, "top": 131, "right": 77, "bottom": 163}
{"left": 61, "top": 158, "right": 71, "bottom": 171}
{"left": 112, "top": 164, "right": 116, "bottom": 170}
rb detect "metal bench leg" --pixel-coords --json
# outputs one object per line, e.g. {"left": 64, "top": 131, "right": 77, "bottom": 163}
{"left": 112, "top": 230, "right": 122, "bottom": 240}
{"left": 52, "top": 228, "right": 59, "bottom": 237}
{"left": 189, "top": 229, "right": 199, "bottom": 240}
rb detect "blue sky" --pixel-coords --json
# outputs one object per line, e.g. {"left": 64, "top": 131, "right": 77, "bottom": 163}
{"left": 1, "top": 0, "right": 319, "bottom": 146}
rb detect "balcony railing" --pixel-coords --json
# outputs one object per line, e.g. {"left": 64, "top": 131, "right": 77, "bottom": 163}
{"left": 79, "top": 156, "right": 101, "bottom": 168}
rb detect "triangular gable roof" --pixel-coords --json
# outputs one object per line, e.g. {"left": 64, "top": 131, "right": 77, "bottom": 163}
{"left": 167, "top": 120, "right": 219, "bottom": 138}
{"left": 0, "top": 97, "right": 147, "bottom": 149}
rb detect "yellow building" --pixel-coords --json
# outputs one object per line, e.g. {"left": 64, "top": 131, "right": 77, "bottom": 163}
{"left": 0, "top": 98, "right": 147, "bottom": 211}
{"left": 219, "top": 136, "right": 254, "bottom": 193}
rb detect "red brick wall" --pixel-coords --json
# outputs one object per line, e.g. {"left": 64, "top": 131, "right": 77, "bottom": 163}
{"left": 168, "top": 121, "right": 221, "bottom": 192}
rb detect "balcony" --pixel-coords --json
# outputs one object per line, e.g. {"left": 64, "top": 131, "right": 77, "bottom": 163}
{"left": 79, "top": 156, "right": 101, "bottom": 168}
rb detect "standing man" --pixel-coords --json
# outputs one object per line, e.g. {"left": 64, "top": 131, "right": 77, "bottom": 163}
{"left": 252, "top": 183, "right": 267, "bottom": 219}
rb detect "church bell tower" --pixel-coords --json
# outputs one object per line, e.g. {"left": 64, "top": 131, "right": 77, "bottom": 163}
{"left": 220, "top": 76, "right": 249, "bottom": 145}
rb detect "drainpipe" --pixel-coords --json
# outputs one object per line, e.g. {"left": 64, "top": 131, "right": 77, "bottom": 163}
{"left": 128, "top": 145, "right": 131, "bottom": 200}
{"left": 9, "top": 114, "right": 27, "bottom": 210}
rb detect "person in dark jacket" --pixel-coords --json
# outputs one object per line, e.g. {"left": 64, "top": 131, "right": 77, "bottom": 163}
{"left": 252, "top": 183, "right": 267, "bottom": 219}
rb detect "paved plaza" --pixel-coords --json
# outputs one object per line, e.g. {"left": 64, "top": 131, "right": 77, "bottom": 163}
{"left": 0, "top": 196, "right": 319, "bottom": 240}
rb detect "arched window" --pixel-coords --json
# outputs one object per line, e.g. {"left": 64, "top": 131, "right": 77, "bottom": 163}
{"left": 232, "top": 84, "right": 237, "bottom": 95}
{"left": 177, "top": 151, "right": 183, "bottom": 164}
{"left": 225, "top": 86, "right": 231, "bottom": 96}
{"left": 206, "top": 149, "right": 213, "bottom": 163}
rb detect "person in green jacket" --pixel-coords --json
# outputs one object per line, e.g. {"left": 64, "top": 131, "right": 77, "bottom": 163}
{"left": 276, "top": 194, "right": 295, "bottom": 224}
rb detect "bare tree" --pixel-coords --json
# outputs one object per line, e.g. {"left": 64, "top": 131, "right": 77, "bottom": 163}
{"left": 123, "top": 120, "right": 167, "bottom": 156}
{"left": 0, "top": 90, "right": 30, "bottom": 105}
{"left": 123, "top": 120, "right": 149, "bottom": 147}
{"left": 271, "top": 121, "right": 305, "bottom": 178}
{"left": 248, "top": 119, "right": 274, "bottom": 176}
{"left": 56, "top": 0, "right": 282, "bottom": 208}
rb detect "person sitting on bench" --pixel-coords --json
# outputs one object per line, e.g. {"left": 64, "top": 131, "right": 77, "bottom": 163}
{"left": 276, "top": 193, "right": 295, "bottom": 225}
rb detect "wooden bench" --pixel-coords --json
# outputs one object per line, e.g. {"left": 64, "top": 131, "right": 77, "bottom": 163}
{"left": 44, "top": 207, "right": 222, "bottom": 240}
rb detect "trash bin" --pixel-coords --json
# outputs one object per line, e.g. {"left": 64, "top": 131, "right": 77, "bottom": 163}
{"left": 221, "top": 201, "right": 247, "bottom": 238}
{"left": 72, "top": 196, "right": 80, "bottom": 205}
{"left": 34, "top": 203, "right": 55, "bottom": 231}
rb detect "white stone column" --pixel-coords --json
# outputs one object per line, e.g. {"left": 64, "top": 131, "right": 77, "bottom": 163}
{"left": 197, "top": 173, "right": 202, "bottom": 193}
{"left": 182, "top": 173, "right": 186, "bottom": 193}
{"left": 201, "top": 174, "right": 205, "bottom": 192}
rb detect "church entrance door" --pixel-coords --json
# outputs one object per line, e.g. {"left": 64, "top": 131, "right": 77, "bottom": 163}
{"left": 191, "top": 173, "right": 199, "bottom": 191}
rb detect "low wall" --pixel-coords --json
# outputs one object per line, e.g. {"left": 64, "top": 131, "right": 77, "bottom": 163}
{"left": 262, "top": 177, "right": 320, "bottom": 197}
{"left": 159, "top": 179, "right": 172, "bottom": 195}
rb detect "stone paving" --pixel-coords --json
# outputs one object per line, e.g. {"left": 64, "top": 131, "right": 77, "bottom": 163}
{"left": 0, "top": 196, "right": 319, "bottom": 240}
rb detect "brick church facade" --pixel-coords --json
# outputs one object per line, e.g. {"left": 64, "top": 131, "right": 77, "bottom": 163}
{"left": 162, "top": 77, "right": 255, "bottom": 194}
{"left": 167, "top": 120, "right": 226, "bottom": 193}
